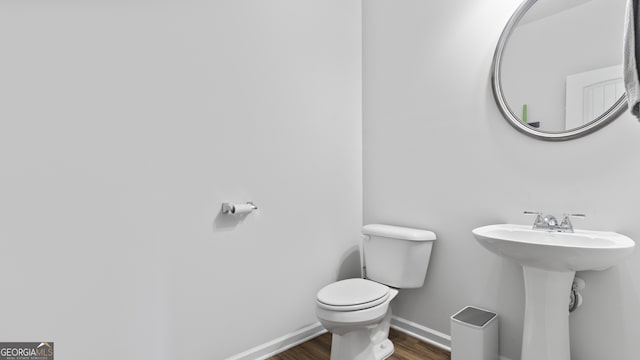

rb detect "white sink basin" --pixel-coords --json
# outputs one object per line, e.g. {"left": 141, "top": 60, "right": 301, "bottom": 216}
{"left": 472, "top": 223, "right": 634, "bottom": 360}
{"left": 472, "top": 224, "right": 635, "bottom": 271}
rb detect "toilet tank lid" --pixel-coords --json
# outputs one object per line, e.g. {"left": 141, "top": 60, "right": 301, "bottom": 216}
{"left": 362, "top": 224, "right": 436, "bottom": 241}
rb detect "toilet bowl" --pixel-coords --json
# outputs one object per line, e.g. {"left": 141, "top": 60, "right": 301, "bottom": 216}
{"left": 315, "top": 224, "right": 436, "bottom": 360}
{"left": 316, "top": 278, "right": 399, "bottom": 360}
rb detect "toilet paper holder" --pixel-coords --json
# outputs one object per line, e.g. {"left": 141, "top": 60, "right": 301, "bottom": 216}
{"left": 221, "top": 201, "right": 258, "bottom": 215}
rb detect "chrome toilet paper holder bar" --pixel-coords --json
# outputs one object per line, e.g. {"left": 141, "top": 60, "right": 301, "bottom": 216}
{"left": 221, "top": 201, "right": 258, "bottom": 215}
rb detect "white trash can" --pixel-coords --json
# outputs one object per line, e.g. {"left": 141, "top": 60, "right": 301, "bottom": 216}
{"left": 450, "top": 306, "right": 499, "bottom": 360}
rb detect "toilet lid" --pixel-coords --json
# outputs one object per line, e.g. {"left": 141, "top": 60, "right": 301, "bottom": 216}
{"left": 316, "top": 278, "right": 390, "bottom": 311}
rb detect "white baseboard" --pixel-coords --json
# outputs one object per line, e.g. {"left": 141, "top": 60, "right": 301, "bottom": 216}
{"left": 224, "top": 322, "right": 326, "bottom": 360}
{"left": 391, "top": 316, "right": 513, "bottom": 360}
{"left": 226, "top": 316, "right": 512, "bottom": 360}
{"left": 391, "top": 315, "right": 452, "bottom": 351}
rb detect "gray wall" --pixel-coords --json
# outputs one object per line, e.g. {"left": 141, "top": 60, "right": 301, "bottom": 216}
{"left": 363, "top": 0, "right": 640, "bottom": 359}
{"left": 0, "top": 1, "right": 362, "bottom": 359}
{"left": 4, "top": 1, "right": 640, "bottom": 359}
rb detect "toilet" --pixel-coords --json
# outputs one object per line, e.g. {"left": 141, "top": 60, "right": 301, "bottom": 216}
{"left": 315, "top": 224, "right": 436, "bottom": 360}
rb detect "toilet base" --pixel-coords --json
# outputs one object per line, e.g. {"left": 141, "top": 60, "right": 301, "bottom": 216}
{"left": 329, "top": 310, "right": 394, "bottom": 360}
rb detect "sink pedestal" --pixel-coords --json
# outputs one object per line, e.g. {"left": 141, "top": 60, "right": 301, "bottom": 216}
{"left": 521, "top": 266, "right": 575, "bottom": 360}
{"left": 473, "top": 224, "right": 635, "bottom": 360}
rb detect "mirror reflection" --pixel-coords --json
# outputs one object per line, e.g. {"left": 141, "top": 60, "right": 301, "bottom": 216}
{"left": 500, "top": 0, "right": 625, "bottom": 132}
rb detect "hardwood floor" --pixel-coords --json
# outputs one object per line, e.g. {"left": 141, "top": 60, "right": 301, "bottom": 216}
{"left": 268, "top": 328, "right": 450, "bottom": 360}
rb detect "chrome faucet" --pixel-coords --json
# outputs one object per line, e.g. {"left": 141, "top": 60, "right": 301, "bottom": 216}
{"left": 524, "top": 211, "right": 585, "bottom": 232}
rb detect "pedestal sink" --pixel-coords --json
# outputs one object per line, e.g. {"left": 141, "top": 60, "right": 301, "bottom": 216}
{"left": 472, "top": 224, "right": 635, "bottom": 360}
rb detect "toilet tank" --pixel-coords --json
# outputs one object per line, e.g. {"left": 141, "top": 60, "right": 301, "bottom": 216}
{"left": 362, "top": 224, "right": 436, "bottom": 289}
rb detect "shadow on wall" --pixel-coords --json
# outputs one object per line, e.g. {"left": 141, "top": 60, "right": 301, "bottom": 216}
{"left": 336, "top": 246, "right": 362, "bottom": 281}
{"left": 570, "top": 266, "right": 637, "bottom": 359}
{"left": 213, "top": 208, "right": 251, "bottom": 231}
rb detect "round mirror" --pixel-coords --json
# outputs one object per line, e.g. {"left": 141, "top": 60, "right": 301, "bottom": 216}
{"left": 492, "top": 0, "right": 628, "bottom": 141}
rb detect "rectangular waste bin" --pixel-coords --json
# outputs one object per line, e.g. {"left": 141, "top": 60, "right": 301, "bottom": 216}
{"left": 450, "top": 306, "right": 498, "bottom": 360}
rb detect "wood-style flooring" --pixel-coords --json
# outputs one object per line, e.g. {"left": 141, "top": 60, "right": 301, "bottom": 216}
{"left": 268, "top": 328, "right": 451, "bottom": 360}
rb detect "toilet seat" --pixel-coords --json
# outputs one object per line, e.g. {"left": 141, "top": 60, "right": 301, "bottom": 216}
{"left": 316, "top": 278, "right": 390, "bottom": 312}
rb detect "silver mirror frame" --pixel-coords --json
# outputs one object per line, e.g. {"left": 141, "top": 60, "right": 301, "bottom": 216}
{"left": 492, "top": 0, "right": 628, "bottom": 141}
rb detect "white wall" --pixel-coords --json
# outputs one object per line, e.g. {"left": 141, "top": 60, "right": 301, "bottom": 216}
{"left": 363, "top": 0, "right": 640, "bottom": 359}
{"left": 0, "top": 1, "right": 362, "bottom": 359}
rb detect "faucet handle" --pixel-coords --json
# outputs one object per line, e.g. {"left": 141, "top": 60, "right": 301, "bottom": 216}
{"left": 560, "top": 213, "right": 586, "bottom": 224}
{"left": 524, "top": 211, "right": 544, "bottom": 227}
{"left": 559, "top": 213, "right": 585, "bottom": 232}
{"left": 524, "top": 211, "right": 543, "bottom": 220}
{"left": 523, "top": 211, "right": 542, "bottom": 216}
{"left": 563, "top": 213, "right": 586, "bottom": 219}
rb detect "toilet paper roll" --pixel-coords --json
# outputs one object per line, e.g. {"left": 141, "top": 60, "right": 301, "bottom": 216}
{"left": 231, "top": 203, "right": 255, "bottom": 214}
